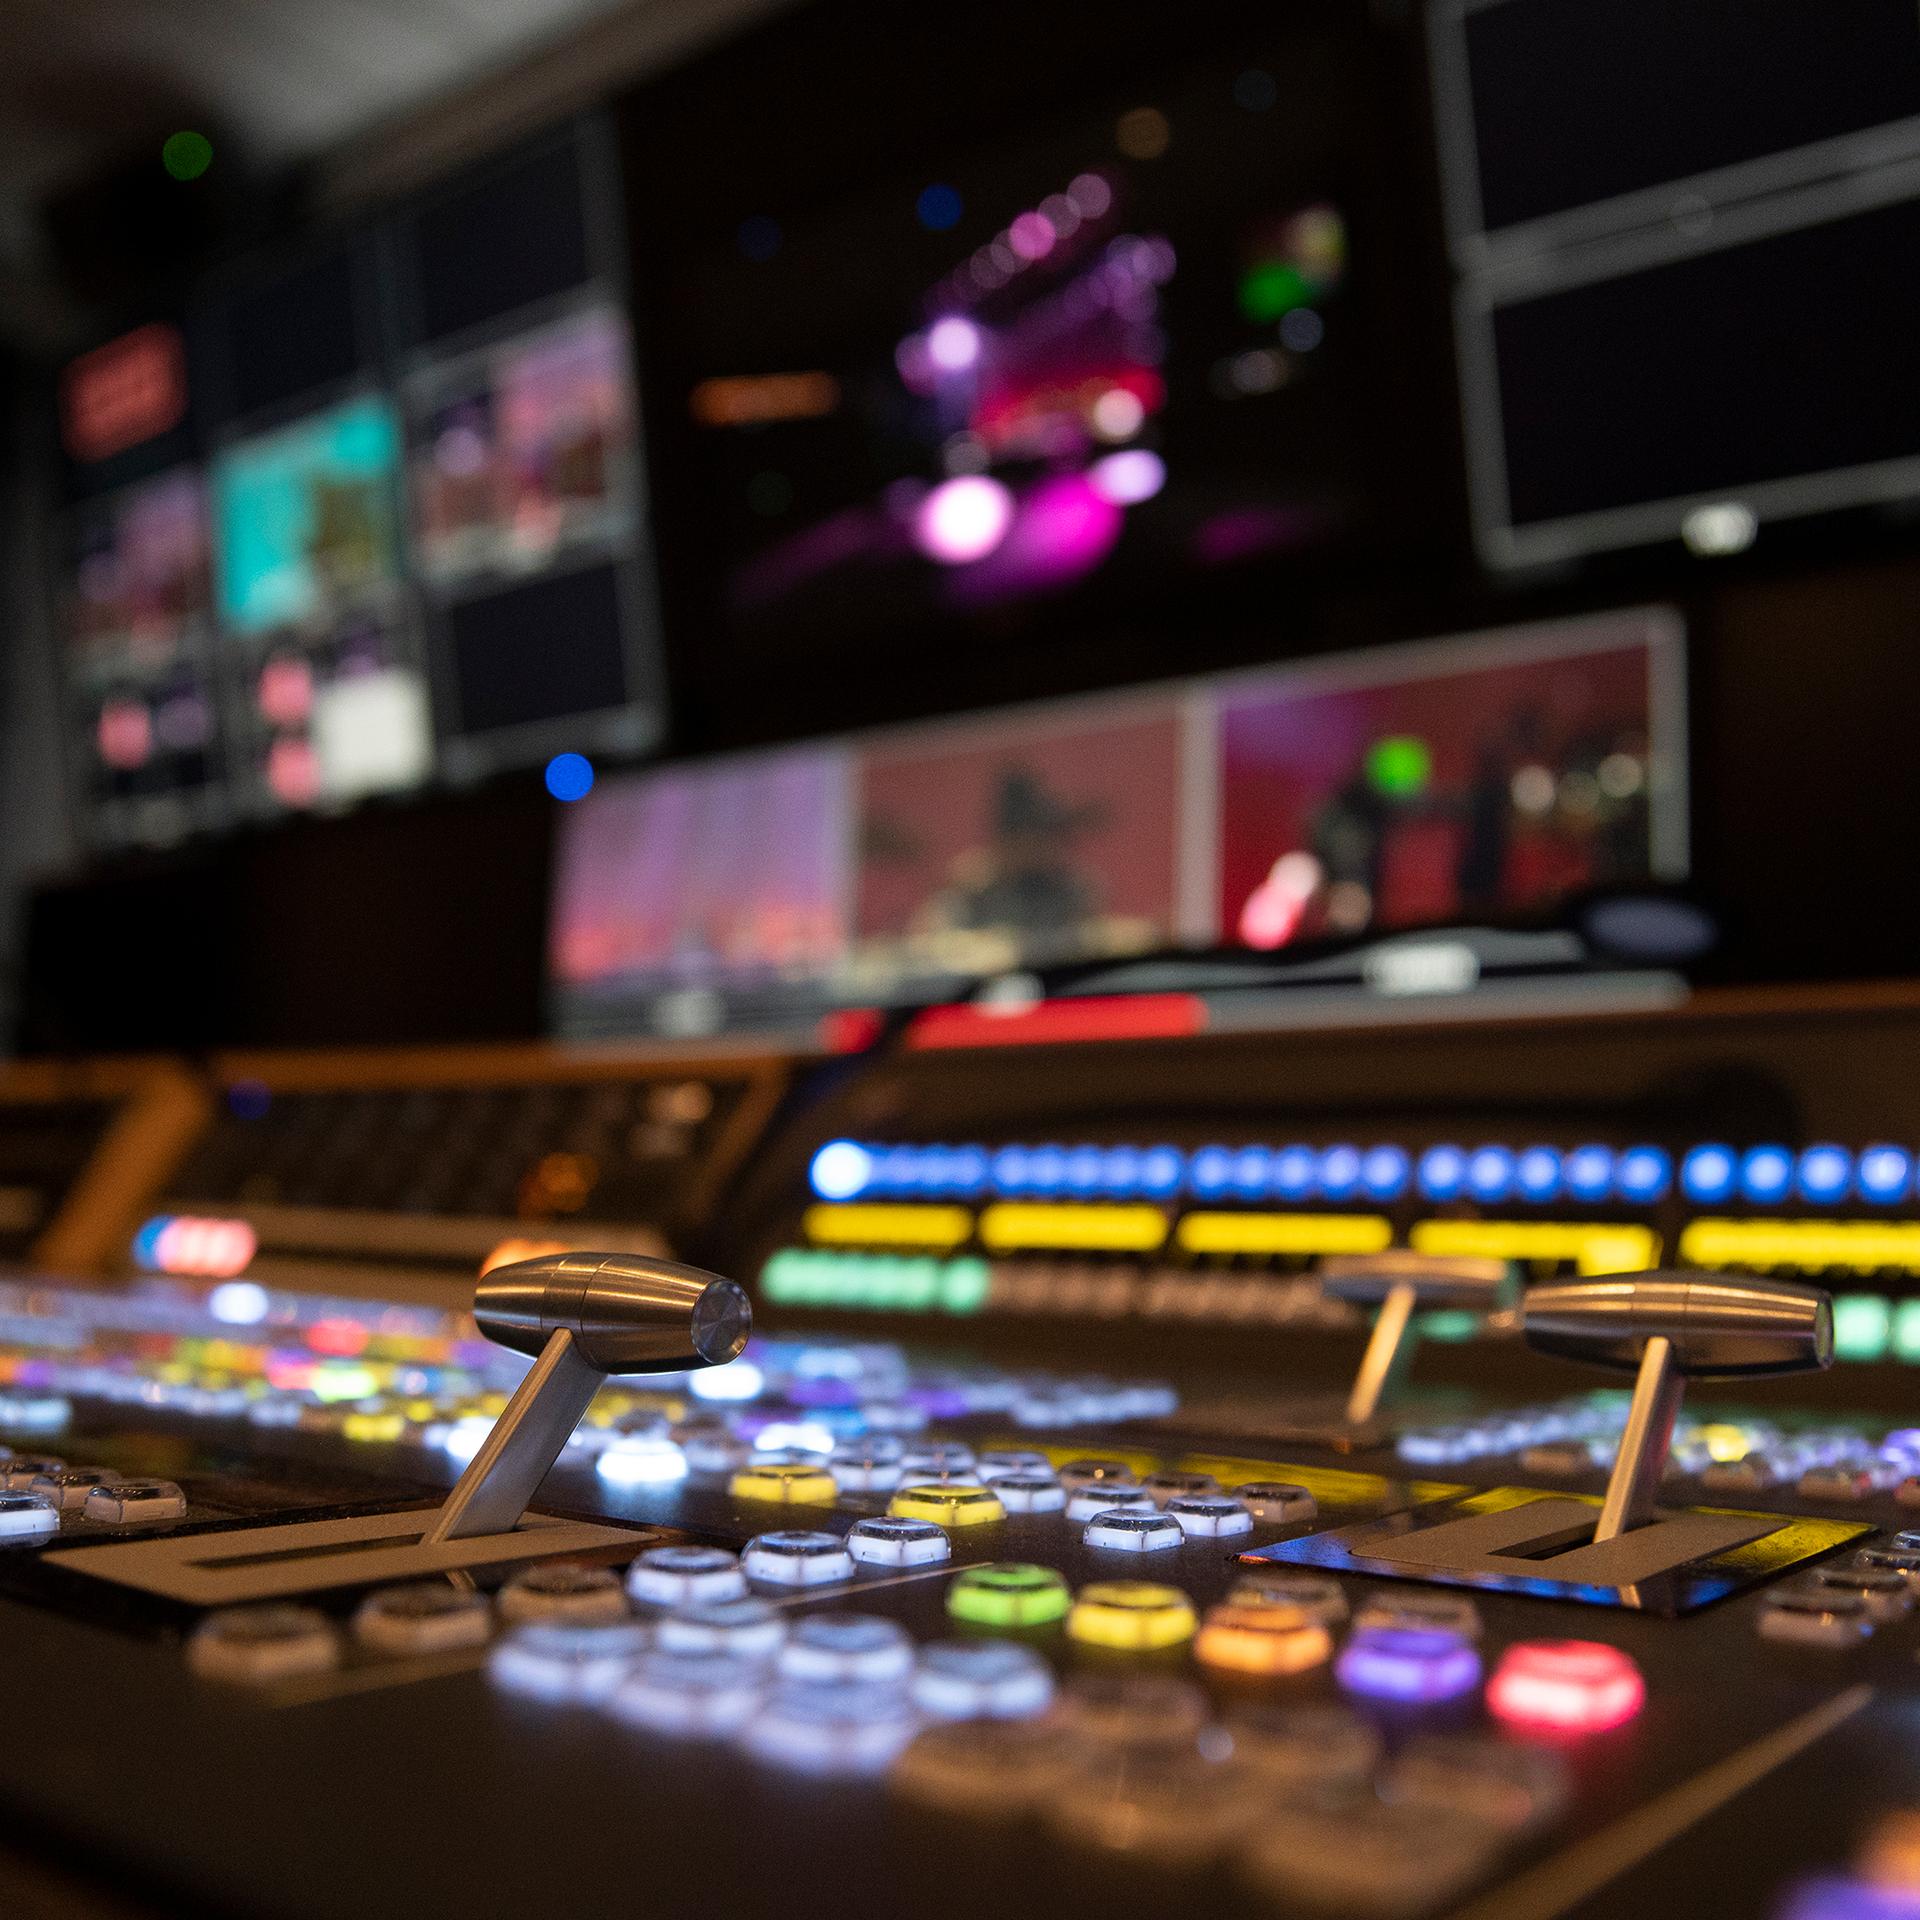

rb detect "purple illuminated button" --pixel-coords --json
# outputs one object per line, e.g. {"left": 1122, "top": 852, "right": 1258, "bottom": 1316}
{"left": 1334, "top": 1625, "right": 1483, "bottom": 1704}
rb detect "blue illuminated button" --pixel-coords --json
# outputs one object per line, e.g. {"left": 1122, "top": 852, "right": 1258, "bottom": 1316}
{"left": 1797, "top": 1145, "right": 1853, "bottom": 1205}
{"left": 1360, "top": 1145, "right": 1410, "bottom": 1202}
{"left": 1681, "top": 1143, "right": 1737, "bottom": 1204}
{"left": 1028, "top": 1144, "right": 1069, "bottom": 1195}
{"left": 1418, "top": 1146, "right": 1468, "bottom": 1201}
{"left": 809, "top": 1140, "right": 874, "bottom": 1201}
{"left": 1860, "top": 1145, "right": 1914, "bottom": 1205}
{"left": 1319, "top": 1145, "right": 1363, "bottom": 1201}
{"left": 610, "top": 1648, "right": 764, "bottom": 1737}
{"left": 1564, "top": 1145, "right": 1614, "bottom": 1203}
{"left": 1139, "top": 1146, "right": 1185, "bottom": 1196}
{"left": 544, "top": 752, "right": 594, "bottom": 802}
{"left": 1271, "top": 1145, "right": 1319, "bottom": 1201}
{"left": 1065, "top": 1146, "right": 1105, "bottom": 1194}
{"left": 1099, "top": 1146, "right": 1142, "bottom": 1195}
{"left": 1739, "top": 1146, "right": 1793, "bottom": 1204}
{"left": 1616, "top": 1146, "right": 1672, "bottom": 1203}
{"left": 991, "top": 1146, "right": 1031, "bottom": 1194}
{"left": 1465, "top": 1146, "right": 1516, "bottom": 1203}
{"left": 1231, "top": 1146, "right": 1273, "bottom": 1198}
{"left": 1335, "top": 1625, "right": 1482, "bottom": 1703}
{"left": 879, "top": 1144, "right": 922, "bottom": 1191}
{"left": 1515, "top": 1148, "right": 1562, "bottom": 1202}
{"left": 949, "top": 1145, "right": 990, "bottom": 1196}
{"left": 1190, "top": 1146, "right": 1235, "bottom": 1197}
{"left": 912, "top": 1640, "right": 1055, "bottom": 1721}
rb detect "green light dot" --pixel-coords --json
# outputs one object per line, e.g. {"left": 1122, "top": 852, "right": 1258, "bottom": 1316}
{"left": 1832, "top": 1293, "right": 1892, "bottom": 1363}
{"left": 1238, "top": 260, "right": 1314, "bottom": 324}
{"left": 1417, "top": 1310, "right": 1478, "bottom": 1344}
{"left": 1893, "top": 1299, "right": 1920, "bottom": 1363}
{"left": 162, "top": 132, "right": 214, "bottom": 182}
{"left": 947, "top": 1561, "right": 1072, "bottom": 1626}
{"left": 938, "top": 1257, "right": 992, "bottom": 1315}
{"left": 1366, "top": 735, "right": 1432, "bottom": 797}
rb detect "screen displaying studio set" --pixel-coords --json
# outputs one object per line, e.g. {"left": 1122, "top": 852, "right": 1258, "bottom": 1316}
{"left": 5, "top": 4, "right": 1920, "bottom": 1916}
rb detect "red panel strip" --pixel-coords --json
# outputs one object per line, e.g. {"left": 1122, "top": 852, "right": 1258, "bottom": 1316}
{"left": 905, "top": 993, "right": 1206, "bottom": 1050}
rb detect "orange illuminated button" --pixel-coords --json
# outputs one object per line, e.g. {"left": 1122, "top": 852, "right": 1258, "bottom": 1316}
{"left": 1194, "top": 1600, "right": 1333, "bottom": 1676}
{"left": 889, "top": 1482, "right": 1006, "bottom": 1527}
{"left": 728, "top": 1462, "right": 838, "bottom": 1505}
{"left": 1485, "top": 1640, "right": 1645, "bottom": 1734}
{"left": 1066, "top": 1581, "right": 1198, "bottom": 1651}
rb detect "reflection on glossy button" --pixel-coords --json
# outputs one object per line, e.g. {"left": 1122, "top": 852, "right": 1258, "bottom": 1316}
{"left": 0, "top": 1492, "right": 58, "bottom": 1542}
{"left": 1240, "top": 1790, "right": 1501, "bottom": 1912}
{"left": 1067, "top": 1580, "right": 1198, "bottom": 1651}
{"left": 778, "top": 1612, "right": 915, "bottom": 1684}
{"left": 992, "top": 1474, "right": 1068, "bottom": 1514}
{"left": 1057, "top": 1458, "right": 1137, "bottom": 1489}
{"left": 1066, "top": 1483, "right": 1154, "bottom": 1522}
{"left": 889, "top": 1483, "right": 1005, "bottom": 1527}
{"left": 354, "top": 1582, "right": 492, "bottom": 1655}
{"left": 893, "top": 1717, "right": 1082, "bottom": 1817}
{"left": 1048, "top": 1741, "right": 1252, "bottom": 1863}
{"left": 1056, "top": 1671, "right": 1210, "bottom": 1748}
{"left": 742, "top": 1678, "right": 918, "bottom": 1775}
{"left": 1224, "top": 1702, "right": 1380, "bottom": 1789}
{"left": 0, "top": 1455, "right": 64, "bottom": 1491}
{"left": 1759, "top": 1582, "right": 1875, "bottom": 1648}
{"left": 28, "top": 1467, "right": 120, "bottom": 1511}
{"left": 190, "top": 1604, "right": 342, "bottom": 1684}
{"left": 1164, "top": 1496, "right": 1254, "bottom": 1538}
{"left": 1388, "top": 1732, "right": 1570, "bottom": 1830}
{"left": 625, "top": 1544, "right": 748, "bottom": 1609}
{"left": 1139, "top": 1470, "right": 1221, "bottom": 1507}
{"left": 497, "top": 1561, "right": 630, "bottom": 1624}
{"left": 947, "top": 1561, "right": 1073, "bottom": 1628}
{"left": 913, "top": 1638, "right": 1055, "bottom": 1720}
{"left": 610, "top": 1647, "right": 764, "bottom": 1736}
{"left": 489, "top": 1616, "right": 649, "bottom": 1702}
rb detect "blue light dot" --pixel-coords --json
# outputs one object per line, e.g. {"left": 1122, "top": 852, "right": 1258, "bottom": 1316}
{"left": 1466, "top": 1146, "right": 1516, "bottom": 1204}
{"left": 737, "top": 215, "right": 783, "bottom": 261}
{"left": 992, "top": 1145, "right": 1032, "bottom": 1194}
{"left": 1319, "top": 1145, "right": 1362, "bottom": 1201}
{"left": 916, "top": 183, "right": 963, "bottom": 231}
{"left": 1028, "top": 1144, "right": 1069, "bottom": 1195}
{"left": 1616, "top": 1146, "right": 1672, "bottom": 1203}
{"left": 1516, "top": 1147, "right": 1562, "bottom": 1202}
{"left": 809, "top": 1141, "right": 873, "bottom": 1200}
{"left": 1190, "top": 1146, "right": 1235, "bottom": 1198}
{"left": 949, "top": 1146, "right": 990, "bottom": 1196}
{"left": 1100, "top": 1146, "right": 1142, "bottom": 1195}
{"left": 1139, "top": 1146, "right": 1185, "bottom": 1196}
{"left": 880, "top": 1145, "right": 922, "bottom": 1191}
{"left": 1360, "top": 1145, "right": 1410, "bottom": 1202}
{"left": 1681, "top": 1144, "right": 1737, "bottom": 1205}
{"left": 545, "top": 752, "right": 594, "bottom": 802}
{"left": 1796, "top": 1144, "right": 1852, "bottom": 1204}
{"left": 1859, "top": 1145, "right": 1913, "bottom": 1204}
{"left": 1065, "top": 1146, "right": 1105, "bottom": 1195}
{"left": 1565, "top": 1146, "right": 1614, "bottom": 1203}
{"left": 1231, "top": 1146, "right": 1273, "bottom": 1198}
{"left": 1418, "top": 1145, "right": 1468, "bottom": 1202}
{"left": 1272, "top": 1145, "right": 1318, "bottom": 1201}
{"left": 1738, "top": 1146, "right": 1793, "bottom": 1205}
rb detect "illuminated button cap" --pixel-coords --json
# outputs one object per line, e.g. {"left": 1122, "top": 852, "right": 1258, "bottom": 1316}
{"left": 1056, "top": 1671, "right": 1209, "bottom": 1747}
{"left": 0, "top": 1492, "right": 58, "bottom": 1541}
{"left": 1047, "top": 1742, "right": 1251, "bottom": 1864}
{"left": 0, "top": 1394, "right": 67, "bottom": 1432}
{"left": 992, "top": 1475, "right": 1067, "bottom": 1514}
{"left": 1809, "top": 1563, "right": 1913, "bottom": 1623}
{"left": 977, "top": 1449, "right": 1053, "bottom": 1479}
{"left": 892, "top": 1719, "right": 1082, "bottom": 1817}
{"left": 777, "top": 1612, "right": 915, "bottom": 1684}
{"left": 1758, "top": 1581, "right": 1874, "bottom": 1648}
{"left": 888, "top": 1482, "right": 1005, "bottom": 1527}
{"left": 901, "top": 1443, "right": 977, "bottom": 1476}
{"left": 829, "top": 1453, "right": 903, "bottom": 1494}
{"left": 610, "top": 1648, "right": 764, "bottom": 1736}
{"left": 729, "top": 1463, "right": 838, "bottom": 1505}
{"left": 1067, "top": 1580, "right": 1198, "bottom": 1651}
{"left": 743, "top": 1529, "right": 856, "bottom": 1587}
{"left": 846, "top": 1516, "right": 951, "bottom": 1567}
{"left": 625, "top": 1544, "right": 748, "bottom": 1609}
{"left": 28, "top": 1467, "right": 119, "bottom": 1511}
{"left": 81, "top": 1479, "right": 186, "bottom": 1525}
{"left": 1354, "top": 1589, "right": 1483, "bottom": 1640}
{"left": 1066, "top": 1484, "right": 1154, "bottom": 1522}
{"left": 497, "top": 1561, "right": 630, "bottom": 1624}
{"left": 946, "top": 1561, "right": 1072, "bottom": 1628}
{"left": 1139, "top": 1470, "right": 1220, "bottom": 1507}
{"left": 1335, "top": 1625, "right": 1483, "bottom": 1703}
{"left": 656, "top": 1595, "right": 787, "bottom": 1659}
{"left": 1058, "top": 1458, "right": 1137, "bottom": 1490}
{"left": 1485, "top": 1640, "right": 1645, "bottom": 1735}
{"left": 1230, "top": 1570, "right": 1346, "bottom": 1623}
{"left": 354, "top": 1582, "right": 492, "bottom": 1655}
{"left": 742, "top": 1678, "right": 918, "bottom": 1776}
{"left": 189, "top": 1604, "right": 341, "bottom": 1685}
{"left": 831, "top": 1434, "right": 904, "bottom": 1464}
{"left": 1225, "top": 1702, "right": 1380, "bottom": 1789}
{"left": 1241, "top": 1794, "right": 1502, "bottom": 1914}
{"left": 1232, "top": 1481, "right": 1318, "bottom": 1525}
{"left": 488, "top": 1616, "right": 649, "bottom": 1702}
{"left": 681, "top": 1432, "right": 752, "bottom": 1475}
{"left": 913, "top": 1639, "right": 1054, "bottom": 1720}
{"left": 1083, "top": 1510, "right": 1184, "bottom": 1553}
{"left": 1193, "top": 1601, "right": 1332, "bottom": 1676}
{"left": 1164, "top": 1496, "right": 1253, "bottom": 1538}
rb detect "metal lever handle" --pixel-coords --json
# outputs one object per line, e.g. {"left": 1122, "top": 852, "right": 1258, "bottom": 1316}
{"left": 421, "top": 1253, "right": 751, "bottom": 1546}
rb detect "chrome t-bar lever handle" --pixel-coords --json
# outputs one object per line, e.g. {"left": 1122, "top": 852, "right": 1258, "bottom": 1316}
{"left": 1320, "top": 1252, "right": 1517, "bottom": 1426}
{"left": 421, "top": 1253, "right": 752, "bottom": 1545}
{"left": 1523, "top": 1271, "right": 1831, "bottom": 1543}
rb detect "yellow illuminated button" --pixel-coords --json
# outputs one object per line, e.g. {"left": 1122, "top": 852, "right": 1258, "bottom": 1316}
{"left": 1066, "top": 1581, "right": 1198, "bottom": 1651}
{"left": 889, "top": 1482, "right": 1006, "bottom": 1527}
{"left": 1193, "top": 1601, "right": 1333, "bottom": 1676}
{"left": 728, "top": 1463, "right": 838, "bottom": 1505}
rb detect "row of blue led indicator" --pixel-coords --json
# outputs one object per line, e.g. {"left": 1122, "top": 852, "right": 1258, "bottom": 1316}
{"left": 808, "top": 1137, "right": 1919, "bottom": 1208}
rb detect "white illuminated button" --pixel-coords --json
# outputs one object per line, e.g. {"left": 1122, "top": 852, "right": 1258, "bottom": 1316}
{"left": 1758, "top": 1582, "right": 1874, "bottom": 1648}
{"left": 657, "top": 1595, "right": 786, "bottom": 1661}
{"left": 1164, "top": 1496, "right": 1253, "bottom": 1538}
{"left": 0, "top": 1493, "right": 59, "bottom": 1542}
{"left": 1058, "top": 1458, "right": 1136, "bottom": 1490}
{"left": 0, "top": 1456, "right": 63, "bottom": 1491}
{"left": 1066, "top": 1483, "right": 1154, "bottom": 1522}
{"left": 626, "top": 1545, "right": 747, "bottom": 1609}
{"left": 742, "top": 1529, "right": 855, "bottom": 1588}
{"left": 893, "top": 1719, "right": 1082, "bottom": 1817}
{"left": 912, "top": 1639, "right": 1054, "bottom": 1721}
{"left": 977, "top": 1449, "right": 1053, "bottom": 1481}
{"left": 1139, "top": 1470, "right": 1220, "bottom": 1507}
{"left": 1229, "top": 1571, "right": 1346, "bottom": 1623}
{"left": 189, "top": 1605, "right": 342, "bottom": 1684}
{"left": 29, "top": 1468, "right": 120, "bottom": 1511}
{"left": 354, "top": 1583, "right": 492, "bottom": 1655}
{"left": 1233, "top": 1482, "right": 1318, "bottom": 1525}
{"left": 846, "top": 1517, "right": 951, "bottom": 1567}
{"left": 902, "top": 1443, "right": 977, "bottom": 1477}
{"left": 610, "top": 1648, "right": 764, "bottom": 1737}
{"left": 1387, "top": 1733, "right": 1569, "bottom": 1833}
{"left": 829, "top": 1448, "right": 904, "bottom": 1494}
{"left": 497, "top": 1562, "right": 631, "bottom": 1624}
{"left": 596, "top": 1435, "right": 689, "bottom": 1487}
{"left": 488, "top": 1616, "right": 649, "bottom": 1702}
{"left": 777, "top": 1613, "right": 915, "bottom": 1684}
{"left": 680, "top": 1432, "right": 752, "bottom": 1475}
{"left": 1225, "top": 1702, "right": 1381, "bottom": 1791}
{"left": 992, "top": 1475, "right": 1068, "bottom": 1514}
{"left": 1354, "top": 1590, "right": 1484, "bottom": 1639}
{"left": 82, "top": 1480, "right": 186, "bottom": 1525}
{"left": 743, "top": 1678, "right": 918, "bottom": 1776}
{"left": 0, "top": 1395, "right": 68, "bottom": 1432}
{"left": 1083, "top": 1510, "right": 1184, "bottom": 1553}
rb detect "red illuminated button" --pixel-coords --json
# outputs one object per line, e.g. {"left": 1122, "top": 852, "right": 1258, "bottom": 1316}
{"left": 1486, "top": 1639, "right": 1645, "bottom": 1734}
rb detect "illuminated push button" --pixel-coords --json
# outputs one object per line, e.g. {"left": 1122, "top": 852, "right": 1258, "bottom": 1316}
{"left": 681, "top": 1430, "right": 751, "bottom": 1475}
{"left": 1067, "top": 1581, "right": 1198, "bottom": 1651}
{"left": 991, "top": 1474, "right": 1068, "bottom": 1514}
{"left": 729, "top": 1462, "right": 838, "bottom": 1505}
{"left": 610, "top": 1648, "right": 764, "bottom": 1737}
{"left": 625, "top": 1545, "right": 747, "bottom": 1609}
{"left": 1047, "top": 1742, "right": 1252, "bottom": 1864}
{"left": 1194, "top": 1601, "right": 1332, "bottom": 1676}
{"left": 893, "top": 1718, "right": 1081, "bottom": 1817}
{"left": 742, "top": 1678, "right": 918, "bottom": 1776}
{"left": 778, "top": 1612, "right": 915, "bottom": 1684}
{"left": 189, "top": 1605, "right": 341, "bottom": 1684}
{"left": 1354, "top": 1590, "right": 1483, "bottom": 1640}
{"left": 1486, "top": 1641, "right": 1645, "bottom": 1734}
{"left": 656, "top": 1595, "right": 787, "bottom": 1660}
{"left": 1083, "top": 1510, "right": 1184, "bottom": 1553}
{"left": 1164, "top": 1496, "right": 1253, "bottom": 1538}
{"left": 596, "top": 1434, "right": 688, "bottom": 1487}
{"left": 1056, "top": 1672, "right": 1210, "bottom": 1749}
{"left": 977, "top": 1448, "right": 1052, "bottom": 1479}
{"left": 80, "top": 1479, "right": 186, "bottom": 1525}
{"left": 1139, "top": 1470, "right": 1220, "bottom": 1507}
{"left": 946, "top": 1561, "right": 1072, "bottom": 1628}
{"left": 1225, "top": 1702, "right": 1380, "bottom": 1790}
{"left": 1240, "top": 1795, "right": 1501, "bottom": 1916}
{"left": 0, "top": 1492, "right": 58, "bottom": 1542}
{"left": 1389, "top": 1733, "right": 1569, "bottom": 1833}
{"left": 28, "top": 1467, "right": 119, "bottom": 1511}
{"left": 488, "top": 1616, "right": 649, "bottom": 1702}
{"left": 1335, "top": 1626, "right": 1482, "bottom": 1704}
{"left": 1758, "top": 1581, "right": 1874, "bottom": 1648}
{"left": 497, "top": 1561, "right": 629, "bottom": 1625}
{"left": 901, "top": 1442, "right": 976, "bottom": 1476}
{"left": 913, "top": 1639, "right": 1055, "bottom": 1720}
{"left": 1810, "top": 1563, "right": 1913, "bottom": 1623}
{"left": 354, "top": 1583, "right": 492, "bottom": 1655}
{"left": 846, "top": 1516, "right": 951, "bottom": 1567}
{"left": 742, "top": 1528, "right": 855, "bottom": 1587}
{"left": 889, "top": 1482, "right": 1005, "bottom": 1527}
{"left": 1230, "top": 1571, "right": 1347, "bottom": 1624}
{"left": 829, "top": 1447, "right": 903, "bottom": 1494}
{"left": 1058, "top": 1458, "right": 1137, "bottom": 1490}
{"left": 1066, "top": 1483, "right": 1153, "bottom": 1522}
{"left": 1233, "top": 1481, "right": 1318, "bottom": 1525}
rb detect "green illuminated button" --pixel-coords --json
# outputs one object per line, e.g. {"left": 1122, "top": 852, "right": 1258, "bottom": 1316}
{"left": 947, "top": 1562, "right": 1072, "bottom": 1628}
{"left": 1833, "top": 1293, "right": 1893, "bottom": 1363}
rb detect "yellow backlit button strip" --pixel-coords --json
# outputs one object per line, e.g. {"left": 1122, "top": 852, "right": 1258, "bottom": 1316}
{"left": 1679, "top": 1219, "right": 1920, "bottom": 1274}
{"left": 978, "top": 1204, "right": 1169, "bottom": 1253}
{"left": 1176, "top": 1213, "right": 1392, "bottom": 1257}
{"left": 1410, "top": 1219, "right": 1657, "bottom": 1276}
{"left": 803, "top": 1204, "right": 973, "bottom": 1250}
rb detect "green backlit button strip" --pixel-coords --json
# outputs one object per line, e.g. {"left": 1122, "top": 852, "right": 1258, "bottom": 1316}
{"left": 761, "top": 1248, "right": 991, "bottom": 1315}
